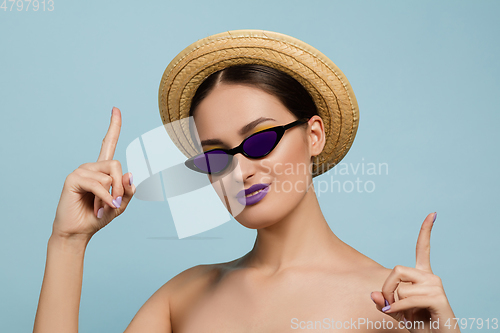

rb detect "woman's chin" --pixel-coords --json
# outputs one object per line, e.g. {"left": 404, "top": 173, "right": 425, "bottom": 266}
{"left": 237, "top": 219, "right": 277, "bottom": 230}
{"left": 234, "top": 206, "right": 283, "bottom": 230}
{"left": 231, "top": 190, "right": 302, "bottom": 229}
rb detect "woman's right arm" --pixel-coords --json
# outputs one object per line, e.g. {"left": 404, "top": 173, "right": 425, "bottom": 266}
{"left": 33, "top": 107, "right": 141, "bottom": 332}
{"left": 33, "top": 233, "right": 90, "bottom": 332}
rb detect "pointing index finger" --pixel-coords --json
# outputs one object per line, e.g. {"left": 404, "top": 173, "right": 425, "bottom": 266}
{"left": 415, "top": 212, "right": 436, "bottom": 272}
{"left": 98, "top": 107, "right": 122, "bottom": 162}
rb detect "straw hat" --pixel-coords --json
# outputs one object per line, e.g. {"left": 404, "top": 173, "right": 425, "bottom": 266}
{"left": 158, "top": 29, "right": 359, "bottom": 177}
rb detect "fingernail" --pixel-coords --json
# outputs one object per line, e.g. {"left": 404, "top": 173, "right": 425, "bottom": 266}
{"left": 97, "top": 207, "right": 104, "bottom": 218}
{"left": 129, "top": 172, "right": 134, "bottom": 186}
{"left": 404, "top": 317, "right": 408, "bottom": 324}
{"left": 370, "top": 292, "right": 375, "bottom": 303}
{"left": 385, "top": 299, "right": 389, "bottom": 306}
{"left": 433, "top": 212, "right": 437, "bottom": 223}
{"left": 112, "top": 196, "right": 122, "bottom": 208}
{"left": 382, "top": 305, "right": 390, "bottom": 312}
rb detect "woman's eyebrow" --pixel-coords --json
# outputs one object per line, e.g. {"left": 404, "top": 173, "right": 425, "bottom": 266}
{"left": 200, "top": 117, "right": 276, "bottom": 147}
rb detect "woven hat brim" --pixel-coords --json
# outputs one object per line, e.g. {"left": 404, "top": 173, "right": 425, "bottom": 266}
{"left": 159, "top": 29, "right": 359, "bottom": 177}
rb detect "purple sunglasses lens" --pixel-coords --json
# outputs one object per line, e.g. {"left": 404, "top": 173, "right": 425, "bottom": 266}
{"left": 243, "top": 131, "right": 278, "bottom": 157}
{"left": 193, "top": 150, "right": 230, "bottom": 173}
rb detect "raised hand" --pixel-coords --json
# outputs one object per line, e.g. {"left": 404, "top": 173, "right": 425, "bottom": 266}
{"left": 370, "top": 213, "right": 460, "bottom": 332}
{"left": 52, "top": 107, "right": 135, "bottom": 241}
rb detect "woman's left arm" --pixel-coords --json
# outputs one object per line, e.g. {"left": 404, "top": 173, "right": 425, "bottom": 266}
{"left": 370, "top": 212, "right": 461, "bottom": 333}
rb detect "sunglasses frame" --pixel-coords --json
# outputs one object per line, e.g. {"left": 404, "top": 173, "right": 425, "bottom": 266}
{"left": 185, "top": 117, "right": 310, "bottom": 174}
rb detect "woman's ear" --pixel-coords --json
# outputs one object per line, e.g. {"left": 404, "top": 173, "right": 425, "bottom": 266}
{"left": 308, "top": 115, "right": 326, "bottom": 158}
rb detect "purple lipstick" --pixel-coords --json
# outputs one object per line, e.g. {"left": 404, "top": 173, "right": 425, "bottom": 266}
{"left": 236, "top": 183, "right": 270, "bottom": 206}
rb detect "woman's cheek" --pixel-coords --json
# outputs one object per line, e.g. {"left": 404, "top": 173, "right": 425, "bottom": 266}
{"left": 258, "top": 159, "right": 274, "bottom": 184}
{"left": 267, "top": 152, "right": 308, "bottom": 198}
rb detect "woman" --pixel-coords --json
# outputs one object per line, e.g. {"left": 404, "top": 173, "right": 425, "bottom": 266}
{"left": 34, "top": 30, "right": 460, "bottom": 332}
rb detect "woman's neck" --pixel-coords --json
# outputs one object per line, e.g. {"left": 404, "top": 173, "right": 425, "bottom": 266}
{"left": 242, "top": 184, "right": 351, "bottom": 274}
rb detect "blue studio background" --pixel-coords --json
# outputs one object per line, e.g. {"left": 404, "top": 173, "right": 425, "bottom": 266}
{"left": 1, "top": 0, "right": 499, "bottom": 332}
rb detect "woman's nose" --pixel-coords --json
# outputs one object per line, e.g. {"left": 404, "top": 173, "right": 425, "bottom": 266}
{"left": 230, "top": 153, "right": 257, "bottom": 182}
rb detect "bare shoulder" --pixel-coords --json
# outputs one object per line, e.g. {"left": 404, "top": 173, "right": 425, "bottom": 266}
{"left": 165, "top": 262, "right": 228, "bottom": 301}
{"left": 365, "top": 265, "right": 393, "bottom": 285}
{"left": 166, "top": 260, "right": 239, "bottom": 329}
{"left": 342, "top": 253, "right": 395, "bottom": 296}
{"left": 124, "top": 261, "right": 231, "bottom": 333}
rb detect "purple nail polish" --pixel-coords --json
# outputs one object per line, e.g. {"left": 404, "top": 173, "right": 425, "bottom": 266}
{"left": 370, "top": 292, "right": 375, "bottom": 303}
{"left": 433, "top": 212, "right": 437, "bottom": 223}
{"left": 129, "top": 172, "right": 133, "bottom": 186}
{"left": 112, "top": 196, "right": 122, "bottom": 208}
{"left": 97, "top": 207, "right": 104, "bottom": 219}
{"left": 385, "top": 299, "right": 389, "bottom": 306}
{"left": 382, "top": 305, "right": 391, "bottom": 312}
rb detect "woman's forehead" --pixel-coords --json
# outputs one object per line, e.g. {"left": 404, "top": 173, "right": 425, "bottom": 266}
{"left": 192, "top": 84, "right": 291, "bottom": 136}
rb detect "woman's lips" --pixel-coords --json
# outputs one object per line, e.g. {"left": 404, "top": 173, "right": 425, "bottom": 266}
{"left": 236, "top": 183, "right": 271, "bottom": 199}
{"left": 236, "top": 183, "right": 270, "bottom": 206}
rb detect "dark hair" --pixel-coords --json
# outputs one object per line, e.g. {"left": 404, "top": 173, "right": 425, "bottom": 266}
{"left": 189, "top": 64, "right": 318, "bottom": 122}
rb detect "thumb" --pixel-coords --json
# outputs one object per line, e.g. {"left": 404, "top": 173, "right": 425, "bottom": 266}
{"left": 370, "top": 291, "right": 406, "bottom": 323}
